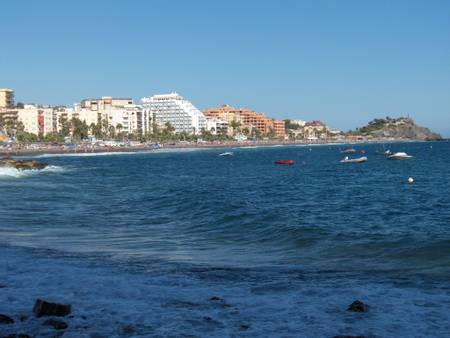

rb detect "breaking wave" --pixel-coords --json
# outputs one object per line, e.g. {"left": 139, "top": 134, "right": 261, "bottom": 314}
{"left": 0, "top": 165, "right": 65, "bottom": 178}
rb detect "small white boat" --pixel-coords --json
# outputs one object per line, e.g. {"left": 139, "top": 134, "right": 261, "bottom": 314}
{"left": 388, "top": 152, "right": 412, "bottom": 160}
{"left": 340, "top": 148, "right": 357, "bottom": 154}
{"left": 219, "top": 152, "right": 234, "bottom": 157}
{"left": 340, "top": 156, "right": 368, "bottom": 163}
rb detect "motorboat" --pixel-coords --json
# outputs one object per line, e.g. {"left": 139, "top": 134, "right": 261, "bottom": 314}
{"left": 340, "top": 156, "right": 368, "bottom": 163}
{"left": 274, "top": 160, "right": 294, "bottom": 165}
{"left": 219, "top": 152, "right": 234, "bottom": 157}
{"left": 340, "top": 148, "right": 357, "bottom": 154}
{"left": 388, "top": 152, "right": 412, "bottom": 160}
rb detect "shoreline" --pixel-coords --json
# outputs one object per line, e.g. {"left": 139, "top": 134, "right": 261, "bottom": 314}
{"left": 1, "top": 244, "right": 449, "bottom": 337}
{"left": 0, "top": 138, "right": 432, "bottom": 158}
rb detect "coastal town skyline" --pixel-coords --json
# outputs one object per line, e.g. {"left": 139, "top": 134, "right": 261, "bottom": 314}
{"left": 1, "top": 0, "right": 449, "bottom": 136}
{"left": 2, "top": 87, "right": 441, "bottom": 144}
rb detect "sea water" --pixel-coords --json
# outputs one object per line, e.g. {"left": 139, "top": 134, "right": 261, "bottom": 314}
{"left": 1, "top": 141, "right": 449, "bottom": 337}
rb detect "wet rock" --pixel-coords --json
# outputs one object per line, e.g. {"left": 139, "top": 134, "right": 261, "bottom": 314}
{"left": 2, "top": 334, "right": 31, "bottom": 338}
{"left": 0, "top": 314, "right": 14, "bottom": 324}
{"left": 33, "top": 299, "right": 71, "bottom": 317}
{"left": 122, "top": 324, "right": 136, "bottom": 335}
{"left": 209, "top": 296, "right": 224, "bottom": 301}
{"left": 208, "top": 296, "right": 231, "bottom": 308}
{"left": 0, "top": 159, "right": 48, "bottom": 171}
{"left": 19, "top": 315, "right": 29, "bottom": 322}
{"left": 347, "top": 300, "right": 369, "bottom": 312}
{"left": 239, "top": 324, "right": 250, "bottom": 331}
{"left": 0, "top": 284, "right": 6, "bottom": 288}
{"left": 43, "top": 318, "right": 68, "bottom": 330}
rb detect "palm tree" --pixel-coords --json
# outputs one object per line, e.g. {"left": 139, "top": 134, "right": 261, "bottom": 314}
{"left": 108, "top": 125, "right": 116, "bottom": 140}
{"left": 230, "top": 119, "right": 241, "bottom": 136}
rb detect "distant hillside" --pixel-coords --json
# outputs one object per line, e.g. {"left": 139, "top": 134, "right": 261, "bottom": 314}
{"left": 352, "top": 117, "right": 442, "bottom": 140}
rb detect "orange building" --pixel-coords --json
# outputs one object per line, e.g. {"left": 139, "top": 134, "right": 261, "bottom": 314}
{"left": 204, "top": 104, "right": 285, "bottom": 138}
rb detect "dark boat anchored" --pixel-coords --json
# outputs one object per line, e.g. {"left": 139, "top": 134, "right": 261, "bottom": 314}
{"left": 274, "top": 160, "right": 294, "bottom": 165}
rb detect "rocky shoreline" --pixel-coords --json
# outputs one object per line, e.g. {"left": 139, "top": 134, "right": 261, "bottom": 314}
{"left": 0, "top": 293, "right": 370, "bottom": 338}
{"left": 0, "top": 159, "right": 48, "bottom": 171}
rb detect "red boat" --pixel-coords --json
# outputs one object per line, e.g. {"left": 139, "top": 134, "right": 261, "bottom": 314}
{"left": 274, "top": 160, "right": 294, "bottom": 165}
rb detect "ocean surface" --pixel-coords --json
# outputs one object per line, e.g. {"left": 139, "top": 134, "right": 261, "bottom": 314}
{"left": 1, "top": 141, "right": 449, "bottom": 337}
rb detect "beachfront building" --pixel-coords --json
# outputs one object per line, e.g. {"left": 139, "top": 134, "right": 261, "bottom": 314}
{"left": 141, "top": 92, "right": 207, "bottom": 134}
{"left": 17, "top": 105, "right": 54, "bottom": 135}
{"left": 62, "top": 96, "right": 150, "bottom": 137}
{"left": 204, "top": 104, "right": 285, "bottom": 138}
{"left": 98, "top": 105, "right": 147, "bottom": 136}
{"left": 0, "top": 89, "right": 14, "bottom": 109}
{"left": 203, "top": 104, "right": 244, "bottom": 126}
{"left": 80, "top": 97, "right": 133, "bottom": 111}
{"left": 291, "top": 119, "right": 306, "bottom": 127}
{"left": 205, "top": 116, "right": 228, "bottom": 135}
{"left": 303, "top": 120, "right": 328, "bottom": 140}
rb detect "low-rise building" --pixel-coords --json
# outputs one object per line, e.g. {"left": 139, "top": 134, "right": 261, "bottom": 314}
{"left": 205, "top": 116, "right": 228, "bottom": 135}
{"left": 303, "top": 121, "right": 328, "bottom": 140}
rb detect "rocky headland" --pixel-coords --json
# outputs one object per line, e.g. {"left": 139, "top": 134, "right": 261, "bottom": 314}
{"left": 352, "top": 117, "right": 442, "bottom": 140}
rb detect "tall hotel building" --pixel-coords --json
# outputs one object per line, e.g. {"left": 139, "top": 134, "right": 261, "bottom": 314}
{"left": 141, "top": 93, "right": 206, "bottom": 134}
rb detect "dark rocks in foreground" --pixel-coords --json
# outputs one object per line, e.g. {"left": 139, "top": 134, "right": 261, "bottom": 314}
{"left": 2, "top": 334, "right": 31, "bottom": 338}
{"left": 0, "top": 159, "right": 48, "bottom": 171}
{"left": 0, "top": 314, "right": 14, "bottom": 324}
{"left": 347, "top": 300, "right": 369, "bottom": 312}
{"left": 43, "top": 318, "right": 68, "bottom": 330}
{"left": 33, "top": 299, "right": 71, "bottom": 318}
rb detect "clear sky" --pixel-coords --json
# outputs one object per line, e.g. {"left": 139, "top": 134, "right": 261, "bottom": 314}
{"left": 1, "top": 0, "right": 449, "bottom": 135}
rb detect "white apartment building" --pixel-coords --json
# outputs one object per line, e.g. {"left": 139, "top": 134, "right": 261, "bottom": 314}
{"left": 291, "top": 119, "right": 306, "bottom": 127}
{"left": 56, "top": 97, "right": 149, "bottom": 137}
{"left": 141, "top": 92, "right": 206, "bottom": 134}
{"left": 206, "top": 116, "right": 228, "bottom": 135}
{"left": 17, "top": 105, "right": 54, "bottom": 135}
{"left": 99, "top": 105, "right": 146, "bottom": 136}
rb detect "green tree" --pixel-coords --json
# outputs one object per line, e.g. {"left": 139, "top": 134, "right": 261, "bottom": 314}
{"left": 230, "top": 119, "right": 241, "bottom": 135}
{"left": 267, "top": 127, "right": 276, "bottom": 139}
{"left": 108, "top": 125, "right": 116, "bottom": 140}
{"left": 58, "top": 115, "right": 72, "bottom": 137}
{"left": 71, "top": 117, "right": 89, "bottom": 141}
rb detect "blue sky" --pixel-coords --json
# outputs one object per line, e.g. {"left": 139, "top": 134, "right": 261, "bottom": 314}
{"left": 1, "top": 0, "right": 449, "bottom": 135}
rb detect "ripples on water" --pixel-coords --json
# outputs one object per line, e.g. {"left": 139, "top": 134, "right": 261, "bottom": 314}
{"left": 1, "top": 142, "right": 449, "bottom": 276}
{"left": 1, "top": 142, "right": 450, "bottom": 336}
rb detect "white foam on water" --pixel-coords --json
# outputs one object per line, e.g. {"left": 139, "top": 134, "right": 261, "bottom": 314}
{"left": 1, "top": 246, "right": 449, "bottom": 338}
{"left": 27, "top": 147, "right": 211, "bottom": 159}
{"left": 0, "top": 165, "right": 66, "bottom": 179}
{"left": 32, "top": 151, "right": 146, "bottom": 158}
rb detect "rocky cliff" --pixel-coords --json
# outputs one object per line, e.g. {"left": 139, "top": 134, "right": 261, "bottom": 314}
{"left": 354, "top": 117, "right": 442, "bottom": 140}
